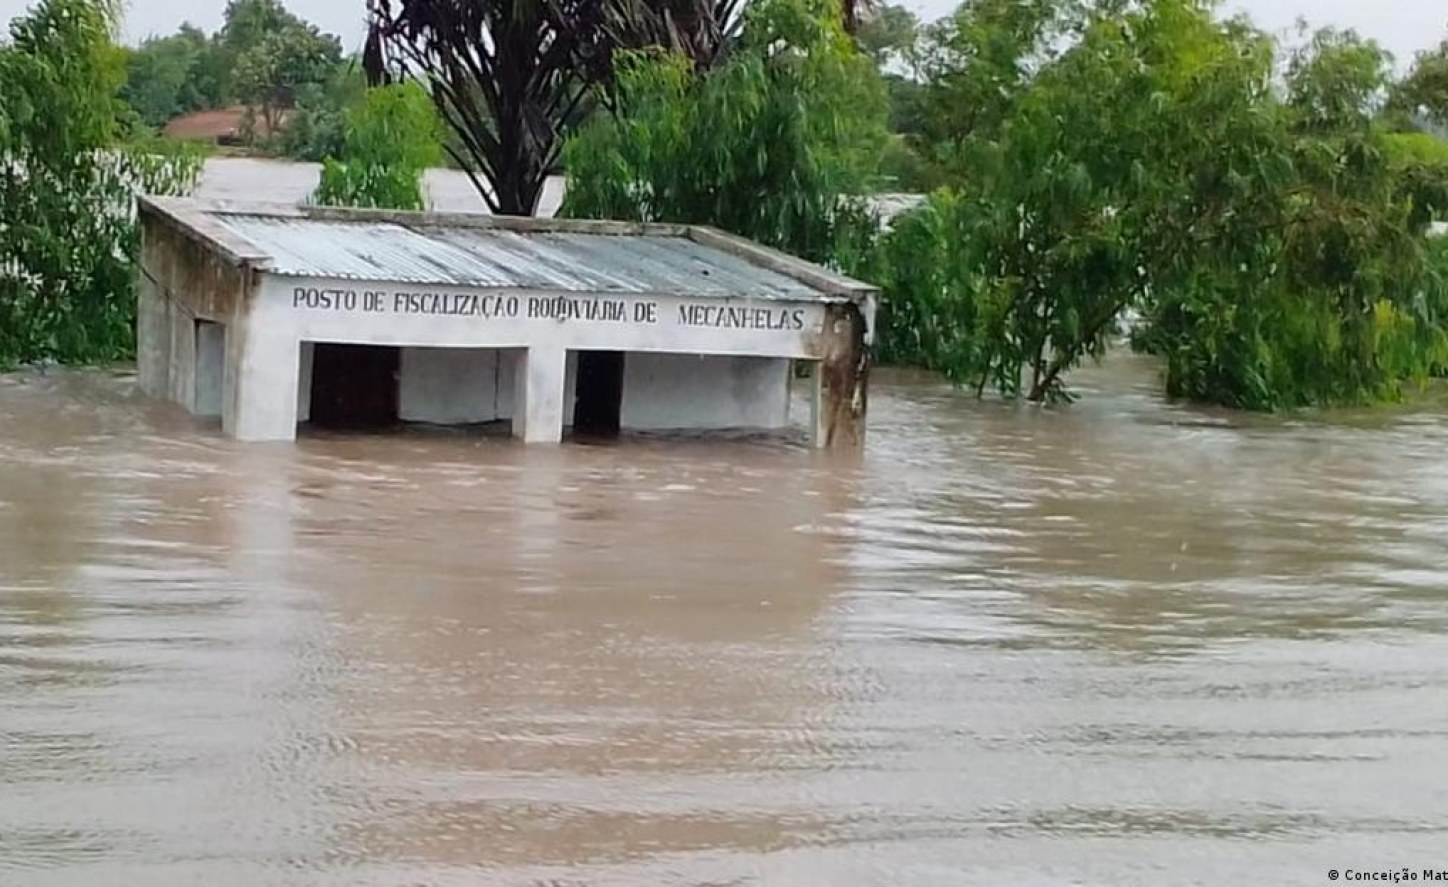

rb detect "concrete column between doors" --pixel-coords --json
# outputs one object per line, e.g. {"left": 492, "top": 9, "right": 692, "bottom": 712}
{"left": 512, "top": 344, "right": 567, "bottom": 444}
{"left": 225, "top": 325, "right": 300, "bottom": 442}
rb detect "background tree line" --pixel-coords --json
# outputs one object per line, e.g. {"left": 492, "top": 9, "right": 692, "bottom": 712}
{"left": 118, "top": 0, "right": 352, "bottom": 157}
{"left": 852, "top": 0, "right": 1448, "bottom": 408}
{"left": 555, "top": 0, "right": 1448, "bottom": 409}
{"left": 1, "top": 0, "right": 200, "bottom": 368}
{"left": 5, "top": 0, "right": 1448, "bottom": 414}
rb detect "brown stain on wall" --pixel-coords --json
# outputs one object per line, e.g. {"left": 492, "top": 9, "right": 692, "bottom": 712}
{"left": 138, "top": 204, "right": 263, "bottom": 418}
{"left": 817, "top": 303, "right": 869, "bottom": 449}
{"left": 139, "top": 209, "right": 255, "bottom": 323}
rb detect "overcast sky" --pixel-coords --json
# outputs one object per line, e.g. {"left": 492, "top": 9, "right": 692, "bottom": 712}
{"left": 1, "top": 0, "right": 1444, "bottom": 64}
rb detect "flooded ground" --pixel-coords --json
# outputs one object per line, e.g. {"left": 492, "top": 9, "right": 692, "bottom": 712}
{"left": 3, "top": 354, "right": 1448, "bottom": 885}
{"left": 191, "top": 157, "right": 925, "bottom": 222}
{"left": 194, "top": 157, "right": 568, "bottom": 216}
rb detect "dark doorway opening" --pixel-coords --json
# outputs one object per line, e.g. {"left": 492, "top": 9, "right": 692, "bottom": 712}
{"left": 308, "top": 343, "right": 400, "bottom": 429}
{"left": 573, "top": 350, "right": 625, "bottom": 437}
{"left": 193, "top": 320, "right": 225, "bottom": 418}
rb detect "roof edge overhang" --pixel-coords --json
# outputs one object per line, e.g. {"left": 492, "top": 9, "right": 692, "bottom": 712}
{"left": 138, "top": 195, "right": 275, "bottom": 272}
{"left": 138, "top": 197, "right": 881, "bottom": 306}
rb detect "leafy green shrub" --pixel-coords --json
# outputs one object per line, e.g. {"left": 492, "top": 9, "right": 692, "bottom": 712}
{"left": 276, "top": 63, "right": 364, "bottom": 162}
{"left": 876, "top": 135, "right": 944, "bottom": 192}
{"left": 0, "top": 0, "right": 200, "bottom": 369}
{"left": 561, "top": 0, "right": 889, "bottom": 265}
{"left": 871, "top": 0, "right": 1448, "bottom": 408}
{"left": 870, "top": 191, "right": 984, "bottom": 383}
{"left": 313, "top": 81, "right": 442, "bottom": 210}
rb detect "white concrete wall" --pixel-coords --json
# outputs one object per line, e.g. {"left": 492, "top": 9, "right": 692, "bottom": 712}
{"left": 399, "top": 347, "right": 511, "bottom": 424}
{"left": 272, "top": 277, "right": 827, "bottom": 360}
{"left": 138, "top": 276, "right": 193, "bottom": 410}
{"left": 136, "top": 273, "right": 169, "bottom": 399}
{"left": 620, "top": 354, "right": 791, "bottom": 431}
{"left": 208, "top": 274, "right": 831, "bottom": 442}
{"left": 386, "top": 347, "right": 795, "bottom": 433}
{"left": 222, "top": 285, "right": 300, "bottom": 441}
{"left": 165, "top": 299, "right": 197, "bottom": 410}
{"left": 382, "top": 346, "right": 730, "bottom": 431}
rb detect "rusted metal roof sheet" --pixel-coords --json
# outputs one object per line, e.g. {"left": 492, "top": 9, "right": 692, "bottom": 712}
{"left": 211, "top": 214, "right": 829, "bottom": 301}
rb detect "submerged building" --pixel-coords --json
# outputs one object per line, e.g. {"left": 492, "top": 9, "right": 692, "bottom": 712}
{"left": 136, "top": 198, "right": 876, "bottom": 447}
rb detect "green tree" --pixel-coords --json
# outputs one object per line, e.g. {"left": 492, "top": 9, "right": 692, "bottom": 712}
{"left": 217, "top": 0, "right": 303, "bottom": 100}
{"left": 881, "top": 0, "right": 1448, "bottom": 407}
{"left": 120, "top": 24, "right": 225, "bottom": 128}
{"left": 856, "top": 3, "right": 918, "bottom": 67}
{"left": 0, "top": 0, "right": 200, "bottom": 368}
{"left": 1286, "top": 26, "right": 1392, "bottom": 131}
{"left": 365, "top": 0, "right": 789, "bottom": 215}
{"left": 1138, "top": 23, "right": 1448, "bottom": 408}
{"left": 279, "top": 61, "right": 367, "bottom": 161}
{"left": 1391, "top": 36, "right": 1448, "bottom": 130}
{"left": 561, "top": 0, "right": 889, "bottom": 264}
{"left": 854, "top": 3, "right": 939, "bottom": 190}
{"left": 884, "top": 0, "right": 1195, "bottom": 401}
{"left": 314, "top": 82, "right": 443, "bottom": 210}
{"left": 913, "top": 0, "right": 1072, "bottom": 173}
{"left": 220, "top": 0, "right": 300, "bottom": 53}
{"left": 234, "top": 21, "right": 341, "bottom": 135}
{"left": 365, "top": 0, "right": 626, "bottom": 216}
{"left": 870, "top": 190, "right": 982, "bottom": 375}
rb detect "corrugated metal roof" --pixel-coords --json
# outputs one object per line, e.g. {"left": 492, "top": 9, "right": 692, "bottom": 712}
{"left": 210, "top": 214, "right": 828, "bottom": 301}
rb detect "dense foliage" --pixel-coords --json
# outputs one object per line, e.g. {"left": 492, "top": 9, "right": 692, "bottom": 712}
{"left": 873, "top": 0, "right": 1448, "bottom": 407}
{"left": 120, "top": 25, "right": 226, "bottom": 128}
{"left": 1135, "top": 23, "right": 1448, "bottom": 408}
{"left": 0, "top": 0, "right": 200, "bottom": 369}
{"left": 364, "top": 0, "right": 618, "bottom": 215}
{"left": 276, "top": 62, "right": 367, "bottom": 161}
{"left": 118, "top": 0, "right": 344, "bottom": 148}
{"left": 1392, "top": 36, "right": 1448, "bottom": 131}
{"left": 314, "top": 82, "right": 443, "bottom": 210}
{"left": 234, "top": 22, "right": 340, "bottom": 138}
{"left": 10, "top": 0, "right": 1448, "bottom": 411}
{"left": 561, "top": 0, "right": 888, "bottom": 264}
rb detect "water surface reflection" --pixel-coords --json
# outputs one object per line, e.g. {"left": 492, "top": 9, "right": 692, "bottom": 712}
{"left": 3, "top": 360, "right": 1448, "bottom": 885}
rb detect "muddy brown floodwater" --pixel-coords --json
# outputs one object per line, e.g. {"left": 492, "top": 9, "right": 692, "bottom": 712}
{"left": 3, "top": 355, "right": 1448, "bottom": 887}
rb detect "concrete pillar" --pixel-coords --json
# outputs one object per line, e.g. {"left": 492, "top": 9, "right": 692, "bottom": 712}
{"left": 512, "top": 344, "right": 567, "bottom": 443}
{"left": 166, "top": 301, "right": 196, "bottom": 408}
{"left": 808, "top": 361, "right": 824, "bottom": 447}
{"left": 812, "top": 304, "right": 870, "bottom": 449}
{"left": 136, "top": 273, "right": 168, "bottom": 399}
{"left": 224, "top": 324, "right": 299, "bottom": 442}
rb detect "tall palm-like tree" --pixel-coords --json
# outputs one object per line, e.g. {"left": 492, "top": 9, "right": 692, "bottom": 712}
{"left": 365, "top": 0, "right": 616, "bottom": 215}
{"left": 364, "top": 0, "right": 862, "bottom": 216}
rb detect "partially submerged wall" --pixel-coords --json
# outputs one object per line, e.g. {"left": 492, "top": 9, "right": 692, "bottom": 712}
{"left": 136, "top": 198, "right": 877, "bottom": 447}
{"left": 620, "top": 354, "right": 790, "bottom": 431}
{"left": 399, "top": 347, "right": 515, "bottom": 425}
{"left": 137, "top": 207, "right": 254, "bottom": 417}
{"left": 396, "top": 348, "right": 790, "bottom": 432}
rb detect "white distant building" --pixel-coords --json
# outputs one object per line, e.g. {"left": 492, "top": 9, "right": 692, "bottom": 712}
{"left": 135, "top": 197, "right": 877, "bottom": 448}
